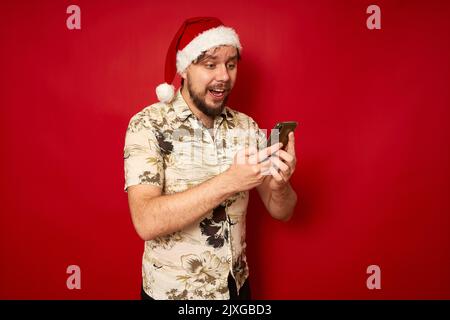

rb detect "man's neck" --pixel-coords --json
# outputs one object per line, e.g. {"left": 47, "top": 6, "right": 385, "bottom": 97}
{"left": 181, "top": 86, "right": 214, "bottom": 129}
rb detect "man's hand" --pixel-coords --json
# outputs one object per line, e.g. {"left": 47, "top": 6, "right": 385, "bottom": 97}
{"left": 224, "top": 142, "right": 283, "bottom": 193}
{"left": 267, "top": 132, "right": 297, "bottom": 191}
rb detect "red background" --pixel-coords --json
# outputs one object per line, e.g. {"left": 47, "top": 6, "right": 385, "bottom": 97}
{"left": 1, "top": 0, "right": 449, "bottom": 299}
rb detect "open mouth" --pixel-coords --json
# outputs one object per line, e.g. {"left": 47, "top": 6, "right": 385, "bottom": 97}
{"left": 208, "top": 89, "right": 226, "bottom": 99}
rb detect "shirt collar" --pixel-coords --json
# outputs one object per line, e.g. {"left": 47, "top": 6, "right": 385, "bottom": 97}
{"left": 172, "top": 87, "right": 233, "bottom": 123}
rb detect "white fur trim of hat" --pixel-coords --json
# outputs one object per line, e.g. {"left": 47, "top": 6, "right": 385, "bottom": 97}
{"left": 176, "top": 25, "right": 242, "bottom": 74}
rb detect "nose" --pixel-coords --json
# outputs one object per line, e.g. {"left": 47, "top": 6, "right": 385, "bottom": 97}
{"left": 215, "top": 64, "right": 230, "bottom": 82}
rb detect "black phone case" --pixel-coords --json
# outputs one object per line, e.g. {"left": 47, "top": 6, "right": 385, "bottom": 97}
{"left": 268, "top": 121, "right": 298, "bottom": 148}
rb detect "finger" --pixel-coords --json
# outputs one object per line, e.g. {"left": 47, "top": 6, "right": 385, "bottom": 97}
{"left": 271, "top": 166, "right": 289, "bottom": 183}
{"left": 286, "top": 132, "right": 296, "bottom": 156}
{"left": 257, "top": 157, "right": 272, "bottom": 172}
{"left": 275, "top": 149, "right": 295, "bottom": 165}
{"left": 270, "top": 156, "right": 290, "bottom": 174}
{"left": 270, "top": 166, "right": 285, "bottom": 183}
{"left": 254, "top": 142, "right": 283, "bottom": 163}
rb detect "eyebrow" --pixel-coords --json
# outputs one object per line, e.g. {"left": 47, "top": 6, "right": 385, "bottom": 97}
{"left": 203, "top": 54, "right": 238, "bottom": 62}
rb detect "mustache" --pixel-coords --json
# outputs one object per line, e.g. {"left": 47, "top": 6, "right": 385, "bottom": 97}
{"left": 208, "top": 85, "right": 231, "bottom": 91}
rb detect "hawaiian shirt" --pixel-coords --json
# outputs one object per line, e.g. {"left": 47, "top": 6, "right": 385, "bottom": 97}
{"left": 123, "top": 87, "right": 267, "bottom": 300}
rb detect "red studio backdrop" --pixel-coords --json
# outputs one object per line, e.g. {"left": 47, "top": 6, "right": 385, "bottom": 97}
{"left": 1, "top": 0, "right": 449, "bottom": 300}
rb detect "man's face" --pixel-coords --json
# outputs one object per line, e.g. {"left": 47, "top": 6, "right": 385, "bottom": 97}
{"left": 182, "top": 45, "right": 238, "bottom": 117}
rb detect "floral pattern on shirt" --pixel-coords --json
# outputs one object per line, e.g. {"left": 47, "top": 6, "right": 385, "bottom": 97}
{"left": 200, "top": 205, "right": 229, "bottom": 249}
{"left": 166, "top": 251, "right": 229, "bottom": 300}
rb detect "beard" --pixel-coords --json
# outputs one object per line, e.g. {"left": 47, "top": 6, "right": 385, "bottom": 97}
{"left": 187, "top": 78, "right": 230, "bottom": 117}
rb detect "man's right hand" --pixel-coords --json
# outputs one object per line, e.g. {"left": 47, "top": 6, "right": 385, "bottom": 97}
{"left": 224, "top": 142, "right": 283, "bottom": 193}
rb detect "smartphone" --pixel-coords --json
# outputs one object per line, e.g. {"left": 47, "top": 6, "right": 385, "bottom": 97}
{"left": 267, "top": 121, "right": 298, "bottom": 149}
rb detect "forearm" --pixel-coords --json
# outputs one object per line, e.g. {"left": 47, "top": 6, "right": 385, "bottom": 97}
{"left": 139, "top": 172, "right": 236, "bottom": 240}
{"left": 267, "top": 183, "right": 297, "bottom": 221}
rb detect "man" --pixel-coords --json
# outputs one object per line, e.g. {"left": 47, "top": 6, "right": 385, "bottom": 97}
{"left": 123, "top": 17, "right": 298, "bottom": 300}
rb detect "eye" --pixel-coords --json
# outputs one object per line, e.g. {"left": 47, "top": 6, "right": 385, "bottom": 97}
{"left": 227, "top": 63, "right": 236, "bottom": 69}
{"left": 205, "top": 63, "right": 215, "bottom": 69}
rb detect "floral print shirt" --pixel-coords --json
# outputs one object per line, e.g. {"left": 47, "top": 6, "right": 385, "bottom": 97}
{"left": 123, "top": 87, "right": 266, "bottom": 300}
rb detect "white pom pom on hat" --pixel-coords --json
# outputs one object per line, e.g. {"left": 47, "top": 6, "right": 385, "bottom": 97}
{"left": 156, "top": 83, "right": 175, "bottom": 103}
{"left": 155, "top": 16, "right": 242, "bottom": 104}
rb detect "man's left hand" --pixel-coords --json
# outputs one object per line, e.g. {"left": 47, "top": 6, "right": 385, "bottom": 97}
{"left": 267, "top": 132, "right": 297, "bottom": 191}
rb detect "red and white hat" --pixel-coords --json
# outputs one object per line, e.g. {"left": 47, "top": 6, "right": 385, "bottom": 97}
{"left": 155, "top": 17, "right": 243, "bottom": 103}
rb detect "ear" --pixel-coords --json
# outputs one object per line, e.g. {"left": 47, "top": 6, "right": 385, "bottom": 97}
{"left": 180, "top": 69, "right": 187, "bottom": 80}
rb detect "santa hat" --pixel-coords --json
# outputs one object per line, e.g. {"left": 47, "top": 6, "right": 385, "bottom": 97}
{"left": 155, "top": 17, "right": 243, "bottom": 103}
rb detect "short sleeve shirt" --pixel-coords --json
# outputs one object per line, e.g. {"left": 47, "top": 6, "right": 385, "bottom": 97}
{"left": 123, "top": 88, "right": 267, "bottom": 300}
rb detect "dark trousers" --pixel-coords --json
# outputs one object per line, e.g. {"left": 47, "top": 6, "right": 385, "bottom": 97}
{"left": 141, "top": 273, "right": 251, "bottom": 300}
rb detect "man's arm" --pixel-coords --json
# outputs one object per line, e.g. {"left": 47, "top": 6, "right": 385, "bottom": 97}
{"left": 128, "top": 144, "right": 281, "bottom": 241}
{"left": 257, "top": 176, "right": 297, "bottom": 222}
{"left": 128, "top": 172, "right": 236, "bottom": 241}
